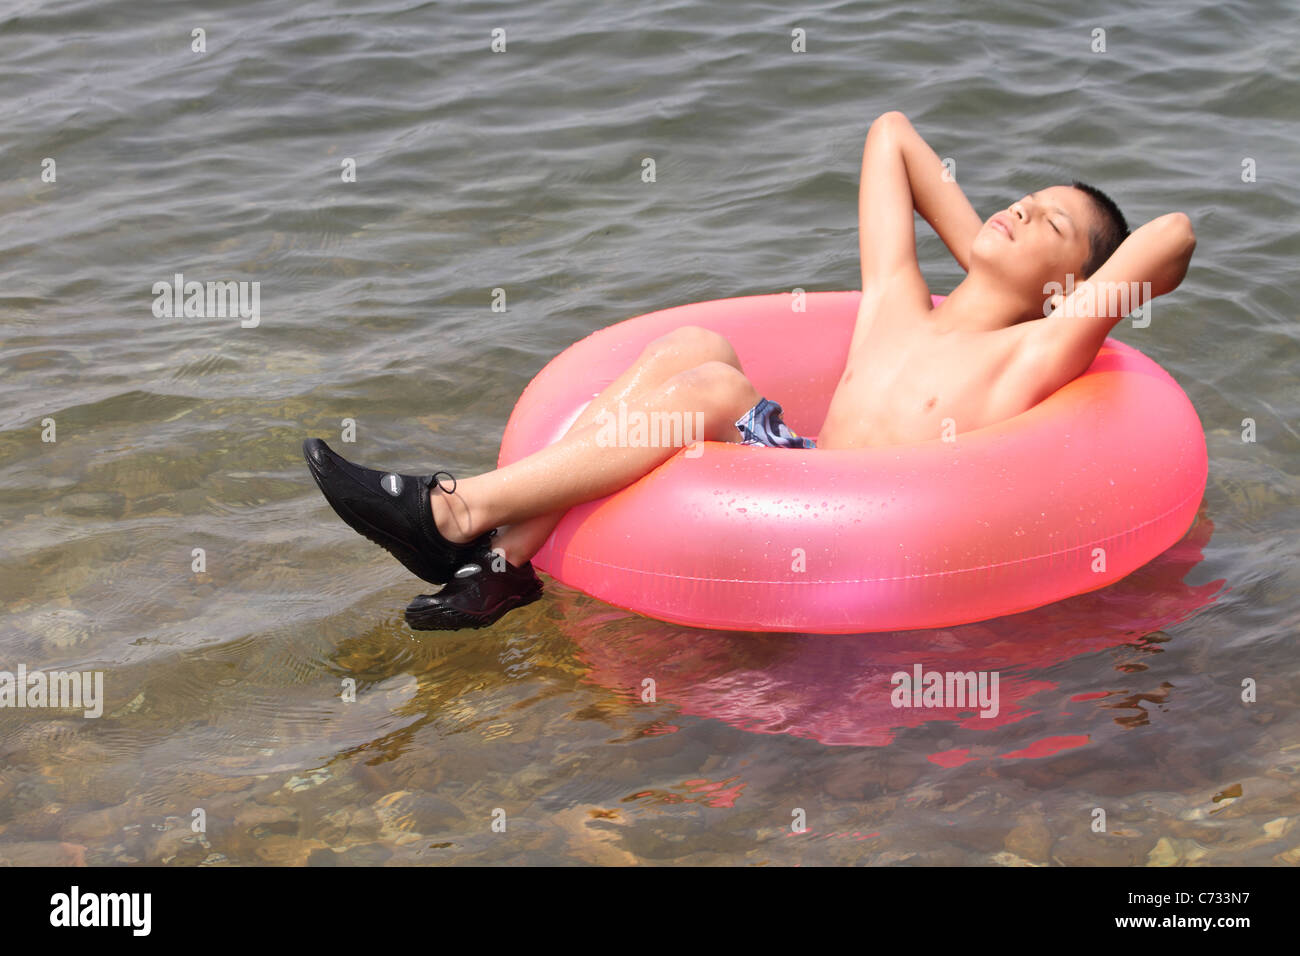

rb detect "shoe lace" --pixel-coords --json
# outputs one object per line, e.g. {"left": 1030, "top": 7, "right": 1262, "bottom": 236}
{"left": 430, "top": 470, "right": 457, "bottom": 495}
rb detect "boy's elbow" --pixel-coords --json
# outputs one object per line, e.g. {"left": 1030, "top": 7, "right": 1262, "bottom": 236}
{"left": 1165, "top": 212, "right": 1196, "bottom": 250}
{"left": 1156, "top": 213, "right": 1196, "bottom": 278}
{"left": 1163, "top": 214, "right": 1196, "bottom": 291}
{"left": 1176, "top": 215, "right": 1196, "bottom": 269}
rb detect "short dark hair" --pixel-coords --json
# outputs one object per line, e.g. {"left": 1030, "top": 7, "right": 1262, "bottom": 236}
{"left": 1071, "top": 181, "right": 1129, "bottom": 278}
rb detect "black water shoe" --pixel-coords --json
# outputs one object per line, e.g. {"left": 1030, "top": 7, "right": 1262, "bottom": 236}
{"left": 404, "top": 548, "right": 543, "bottom": 630}
{"left": 303, "top": 437, "right": 491, "bottom": 585}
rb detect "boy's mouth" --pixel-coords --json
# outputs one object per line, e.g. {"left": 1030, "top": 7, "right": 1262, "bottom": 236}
{"left": 990, "top": 213, "right": 1015, "bottom": 239}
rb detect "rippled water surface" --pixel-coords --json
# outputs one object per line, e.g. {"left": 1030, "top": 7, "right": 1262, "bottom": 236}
{"left": 1, "top": 0, "right": 1297, "bottom": 865}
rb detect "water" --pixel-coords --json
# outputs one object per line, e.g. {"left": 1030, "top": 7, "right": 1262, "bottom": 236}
{"left": 1, "top": 0, "right": 1297, "bottom": 865}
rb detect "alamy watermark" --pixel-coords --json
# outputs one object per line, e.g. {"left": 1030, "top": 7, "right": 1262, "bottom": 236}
{"left": 594, "top": 400, "right": 705, "bottom": 458}
{"left": 891, "top": 663, "right": 1000, "bottom": 718}
{"left": 152, "top": 272, "right": 260, "bottom": 328}
{"left": 0, "top": 664, "right": 104, "bottom": 718}
{"left": 1044, "top": 274, "right": 1153, "bottom": 328}
{"left": 50, "top": 886, "right": 150, "bottom": 935}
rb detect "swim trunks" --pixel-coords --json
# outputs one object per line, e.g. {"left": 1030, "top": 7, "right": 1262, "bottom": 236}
{"left": 734, "top": 397, "right": 816, "bottom": 449}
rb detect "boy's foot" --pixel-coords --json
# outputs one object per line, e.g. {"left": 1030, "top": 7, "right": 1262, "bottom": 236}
{"left": 302, "top": 437, "right": 492, "bottom": 585}
{"left": 404, "top": 549, "right": 544, "bottom": 631}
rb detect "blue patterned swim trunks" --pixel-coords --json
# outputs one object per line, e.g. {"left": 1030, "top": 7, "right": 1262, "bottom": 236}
{"left": 734, "top": 397, "right": 816, "bottom": 449}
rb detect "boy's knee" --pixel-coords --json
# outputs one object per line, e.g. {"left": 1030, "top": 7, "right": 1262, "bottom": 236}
{"left": 643, "top": 325, "right": 738, "bottom": 368}
{"left": 669, "top": 361, "right": 758, "bottom": 416}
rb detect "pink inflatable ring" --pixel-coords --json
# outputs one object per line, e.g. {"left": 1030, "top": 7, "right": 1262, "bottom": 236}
{"left": 498, "top": 291, "right": 1207, "bottom": 633}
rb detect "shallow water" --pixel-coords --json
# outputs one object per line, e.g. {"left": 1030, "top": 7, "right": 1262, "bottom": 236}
{"left": 1, "top": 0, "right": 1298, "bottom": 865}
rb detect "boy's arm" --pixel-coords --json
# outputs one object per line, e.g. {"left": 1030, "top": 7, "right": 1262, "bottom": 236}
{"left": 1018, "top": 213, "right": 1197, "bottom": 392}
{"left": 857, "top": 111, "right": 927, "bottom": 298}
{"left": 888, "top": 112, "right": 985, "bottom": 272}
{"left": 858, "top": 111, "right": 984, "bottom": 293}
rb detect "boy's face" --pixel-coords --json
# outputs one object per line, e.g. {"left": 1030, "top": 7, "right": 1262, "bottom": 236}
{"left": 970, "top": 185, "right": 1096, "bottom": 304}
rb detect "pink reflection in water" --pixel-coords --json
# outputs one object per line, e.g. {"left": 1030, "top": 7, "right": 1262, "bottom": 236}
{"left": 553, "top": 511, "right": 1223, "bottom": 749}
{"left": 999, "top": 735, "right": 1092, "bottom": 760}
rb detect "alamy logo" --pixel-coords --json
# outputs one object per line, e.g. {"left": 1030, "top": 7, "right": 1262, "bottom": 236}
{"left": 152, "top": 272, "right": 261, "bottom": 328}
{"left": 1042, "top": 274, "right": 1153, "bottom": 327}
{"left": 890, "top": 663, "right": 1000, "bottom": 718}
{"left": 0, "top": 665, "right": 103, "bottom": 718}
{"left": 49, "top": 886, "right": 151, "bottom": 936}
{"left": 594, "top": 400, "right": 705, "bottom": 458}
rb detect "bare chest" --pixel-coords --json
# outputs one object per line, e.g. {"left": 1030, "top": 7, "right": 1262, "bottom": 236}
{"left": 819, "top": 324, "right": 1027, "bottom": 448}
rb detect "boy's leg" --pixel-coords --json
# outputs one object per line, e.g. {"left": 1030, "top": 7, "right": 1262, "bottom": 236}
{"left": 403, "top": 326, "right": 758, "bottom": 629}
{"left": 304, "top": 325, "right": 753, "bottom": 589}
{"left": 487, "top": 326, "right": 745, "bottom": 564}
{"left": 430, "top": 356, "right": 759, "bottom": 544}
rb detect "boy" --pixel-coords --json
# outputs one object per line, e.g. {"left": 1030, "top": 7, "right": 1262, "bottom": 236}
{"left": 304, "top": 110, "right": 1195, "bottom": 629}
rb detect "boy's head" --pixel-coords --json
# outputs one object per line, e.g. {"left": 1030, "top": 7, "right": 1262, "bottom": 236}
{"left": 1070, "top": 181, "right": 1129, "bottom": 277}
{"left": 970, "top": 182, "right": 1129, "bottom": 313}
